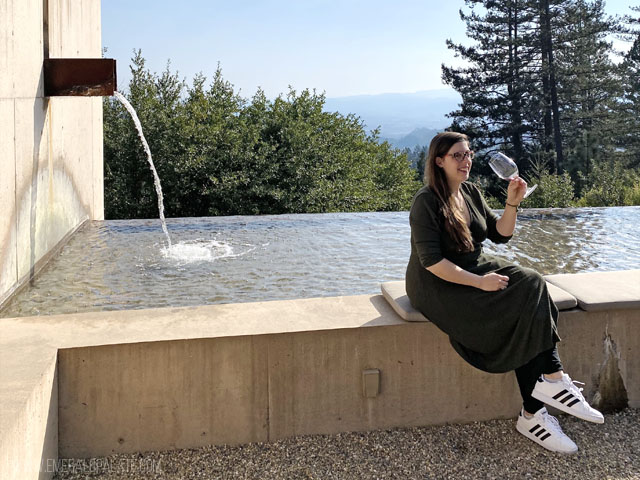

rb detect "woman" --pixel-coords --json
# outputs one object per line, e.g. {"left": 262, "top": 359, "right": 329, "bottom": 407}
{"left": 406, "top": 132, "right": 603, "bottom": 454}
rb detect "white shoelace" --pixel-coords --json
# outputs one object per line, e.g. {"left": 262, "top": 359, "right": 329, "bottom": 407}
{"left": 563, "top": 375, "right": 586, "bottom": 402}
{"left": 539, "top": 410, "right": 564, "bottom": 436}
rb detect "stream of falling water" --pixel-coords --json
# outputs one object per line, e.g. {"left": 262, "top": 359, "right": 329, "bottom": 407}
{"left": 113, "top": 91, "right": 172, "bottom": 247}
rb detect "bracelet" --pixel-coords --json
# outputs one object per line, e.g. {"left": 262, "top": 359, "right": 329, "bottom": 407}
{"left": 506, "top": 202, "right": 520, "bottom": 211}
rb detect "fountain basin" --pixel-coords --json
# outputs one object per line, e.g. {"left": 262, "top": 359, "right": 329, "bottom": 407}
{"left": 2, "top": 207, "right": 639, "bottom": 318}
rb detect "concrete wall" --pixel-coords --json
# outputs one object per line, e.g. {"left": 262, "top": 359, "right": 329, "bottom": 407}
{"left": 55, "top": 306, "right": 640, "bottom": 459}
{"left": 1, "top": 288, "right": 639, "bottom": 476}
{"left": 0, "top": 352, "right": 58, "bottom": 480}
{"left": 0, "top": 0, "right": 104, "bottom": 307}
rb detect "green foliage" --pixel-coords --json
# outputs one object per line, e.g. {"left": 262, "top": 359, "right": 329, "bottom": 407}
{"left": 406, "top": 145, "right": 428, "bottom": 182}
{"left": 104, "top": 52, "right": 421, "bottom": 219}
{"left": 575, "top": 160, "right": 640, "bottom": 206}
{"left": 473, "top": 180, "right": 504, "bottom": 210}
{"left": 624, "top": 181, "right": 640, "bottom": 206}
{"left": 483, "top": 192, "right": 504, "bottom": 210}
{"left": 522, "top": 156, "right": 576, "bottom": 208}
{"left": 523, "top": 172, "right": 576, "bottom": 208}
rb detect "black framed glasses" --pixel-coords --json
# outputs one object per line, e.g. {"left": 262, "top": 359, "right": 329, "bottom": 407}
{"left": 446, "top": 150, "right": 474, "bottom": 162}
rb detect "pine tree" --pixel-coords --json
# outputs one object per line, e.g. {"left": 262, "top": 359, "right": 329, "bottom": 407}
{"left": 443, "top": 0, "right": 626, "bottom": 182}
{"left": 553, "top": 0, "right": 622, "bottom": 178}
{"left": 617, "top": 6, "right": 640, "bottom": 168}
{"left": 537, "top": 0, "right": 565, "bottom": 172}
{"left": 442, "top": 0, "right": 540, "bottom": 167}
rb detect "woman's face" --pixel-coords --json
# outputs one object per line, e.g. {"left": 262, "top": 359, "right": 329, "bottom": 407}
{"left": 436, "top": 140, "right": 473, "bottom": 184}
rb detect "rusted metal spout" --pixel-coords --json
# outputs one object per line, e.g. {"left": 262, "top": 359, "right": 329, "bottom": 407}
{"left": 43, "top": 58, "right": 117, "bottom": 96}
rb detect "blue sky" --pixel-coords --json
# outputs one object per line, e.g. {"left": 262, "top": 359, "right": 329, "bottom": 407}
{"left": 102, "top": 0, "right": 637, "bottom": 99}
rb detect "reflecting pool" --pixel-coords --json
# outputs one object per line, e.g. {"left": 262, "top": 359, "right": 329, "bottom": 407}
{"left": 2, "top": 207, "right": 639, "bottom": 318}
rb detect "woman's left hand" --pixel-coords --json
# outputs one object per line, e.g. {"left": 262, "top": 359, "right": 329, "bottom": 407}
{"left": 507, "top": 177, "right": 527, "bottom": 206}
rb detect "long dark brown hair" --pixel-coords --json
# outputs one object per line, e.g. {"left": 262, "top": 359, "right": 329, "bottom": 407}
{"left": 424, "top": 132, "right": 474, "bottom": 252}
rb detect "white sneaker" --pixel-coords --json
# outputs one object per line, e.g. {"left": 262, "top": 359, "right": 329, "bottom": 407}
{"left": 516, "top": 407, "right": 578, "bottom": 454}
{"left": 532, "top": 373, "right": 605, "bottom": 424}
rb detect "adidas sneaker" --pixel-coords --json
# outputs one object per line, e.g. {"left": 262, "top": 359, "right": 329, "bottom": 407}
{"left": 532, "top": 373, "right": 604, "bottom": 424}
{"left": 516, "top": 407, "right": 578, "bottom": 454}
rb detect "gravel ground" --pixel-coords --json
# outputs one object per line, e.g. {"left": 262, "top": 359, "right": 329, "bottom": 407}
{"left": 53, "top": 408, "right": 639, "bottom": 480}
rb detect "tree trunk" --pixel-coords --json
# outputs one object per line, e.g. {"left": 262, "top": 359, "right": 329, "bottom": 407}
{"left": 541, "top": 0, "right": 564, "bottom": 172}
{"left": 508, "top": 1, "right": 525, "bottom": 164}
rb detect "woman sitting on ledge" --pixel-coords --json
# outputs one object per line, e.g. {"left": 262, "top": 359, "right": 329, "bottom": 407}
{"left": 405, "top": 132, "right": 603, "bottom": 454}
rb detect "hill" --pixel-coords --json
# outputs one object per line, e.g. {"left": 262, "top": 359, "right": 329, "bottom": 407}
{"left": 323, "top": 89, "right": 461, "bottom": 140}
{"left": 383, "top": 127, "right": 441, "bottom": 150}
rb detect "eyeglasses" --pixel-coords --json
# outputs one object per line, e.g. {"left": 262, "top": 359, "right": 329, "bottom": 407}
{"left": 446, "top": 150, "right": 474, "bottom": 162}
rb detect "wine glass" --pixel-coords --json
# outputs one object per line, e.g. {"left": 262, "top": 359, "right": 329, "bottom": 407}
{"left": 488, "top": 152, "right": 538, "bottom": 199}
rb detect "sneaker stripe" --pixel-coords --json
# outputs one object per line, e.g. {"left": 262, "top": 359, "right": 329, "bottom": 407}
{"left": 529, "top": 425, "right": 541, "bottom": 433}
{"left": 535, "top": 428, "right": 547, "bottom": 438}
{"left": 559, "top": 394, "right": 575, "bottom": 404}
{"left": 567, "top": 398, "right": 581, "bottom": 408}
{"left": 540, "top": 432, "right": 552, "bottom": 441}
{"left": 553, "top": 389, "right": 569, "bottom": 400}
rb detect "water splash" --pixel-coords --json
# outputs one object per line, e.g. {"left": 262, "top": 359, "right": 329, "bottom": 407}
{"left": 113, "top": 91, "right": 172, "bottom": 247}
{"left": 161, "top": 240, "right": 256, "bottom": 264}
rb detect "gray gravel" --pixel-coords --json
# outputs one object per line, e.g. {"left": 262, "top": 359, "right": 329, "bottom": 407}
{"left": 53, "top": 408, "right": 639, "bottom": 480}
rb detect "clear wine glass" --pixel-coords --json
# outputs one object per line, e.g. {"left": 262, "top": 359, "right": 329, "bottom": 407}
{"left": 488, "top": 152, "right": 538, "bottom": 199}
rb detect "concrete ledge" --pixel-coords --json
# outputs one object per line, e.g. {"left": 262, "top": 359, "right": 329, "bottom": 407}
{"left": 545, "top": 269, "right": 640, "bottom": 311}
{"left": 544, "top": 281, "right": 579, "bottom": 310}
{"left": 381, "top": 279, "right": 578, "bottom": 322}
{"left": 1, "top": 273, "right": 639, "bottom": 478}
{"left": 381, "top": 281, "right": 429, "bottom": 322}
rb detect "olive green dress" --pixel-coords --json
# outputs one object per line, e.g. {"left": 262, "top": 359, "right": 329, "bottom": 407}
{"left": 405, "top": 182, "right": 560, "bottom": 374}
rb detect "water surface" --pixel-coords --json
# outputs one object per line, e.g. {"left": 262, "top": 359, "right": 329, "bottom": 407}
{"left": 2, "top": 207, "right": 638, "bottom": 318}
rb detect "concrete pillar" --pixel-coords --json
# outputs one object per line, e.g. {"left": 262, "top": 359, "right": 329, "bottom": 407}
{"left": 0, "top": 0, "right": 104, "bottom": 307}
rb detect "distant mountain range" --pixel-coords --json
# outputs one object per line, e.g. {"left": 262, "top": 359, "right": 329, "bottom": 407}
{"left": 323, "top": 89, "right": 461, "bottom": 148}
{"left": 382, "top": 127, "right": 441, "bottom": 150}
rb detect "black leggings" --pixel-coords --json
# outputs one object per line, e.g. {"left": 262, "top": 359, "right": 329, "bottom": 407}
{"left": 515, "top": 346, "right": 563, "bottom": 413}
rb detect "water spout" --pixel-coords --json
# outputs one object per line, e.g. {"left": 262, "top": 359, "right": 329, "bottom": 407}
{"left": 113, "top": 91, "right": 172, "bottom": 247}
{"left": 43, "top": 58, "right": 117, "bottom": 97}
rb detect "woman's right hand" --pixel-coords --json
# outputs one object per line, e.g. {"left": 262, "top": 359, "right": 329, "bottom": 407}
{"left": 478, "top": 272, "right": 509, "bottom": 291}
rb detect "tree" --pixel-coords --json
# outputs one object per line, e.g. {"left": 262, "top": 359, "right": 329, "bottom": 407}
{"left": 442, "top": 0, "right": 541, "bottom": 167}
{"left": 616, "top": 6, "right": 640, "bottom": 168}
{"left": 103, "top": 52, "right": 421, "bottom": 219}
{"left": 538, "top": 0, "right": 564, "bottom": 171}
{"left": 554, "top": 0, "right": 622, "bottom": 178}
{"left": 442, "top": 0, "right": 630, "bottom": 198}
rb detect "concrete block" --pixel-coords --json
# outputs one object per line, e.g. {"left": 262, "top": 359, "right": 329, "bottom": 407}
{"left": 1, "top": 0, "right": 105, "bottom": 306}
{"left": 91, "top": 97, "right": 104, "bottom": 220}
{"left": 0, "top": 351, "right": 57, "bottom": 480}
{"left": 557, "top": 308, "right": 640, "bottom": 409}
{"left": 5, "top": 0, "right": 44, "bottom": 98}
{"left": 58, "top": 336, "right": 270, "bottom": 458}
{"left": 546, "top": 270, "right": 640, "bottom": 311}
{"left": 266, "top": 324, "right": 521, "bottom": 441}
{"left": 380, "top": 281, "right": 429, "bottom": 322}
{"left": 2, "top": 292, "right": 639, "bottom": 468}
{"left": 48, "top": 98, "right": 92, "bottom": 238}
{"left": 48, "top": 0, "right": 102, "bottom": 58}
{"left": 0, "top": 0, "right": 15, "bottom": 98}
{"left": 545, "top": 281, "right": 578, "bottom": 310}
{"left": 0, "top": 99, "right": 17, "bottom": 303}
{"left": 14, "top": 97, "right": 50, "bottom": 282}
{"left": 63, "top": 98, "right": 95, "bottom": 220}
